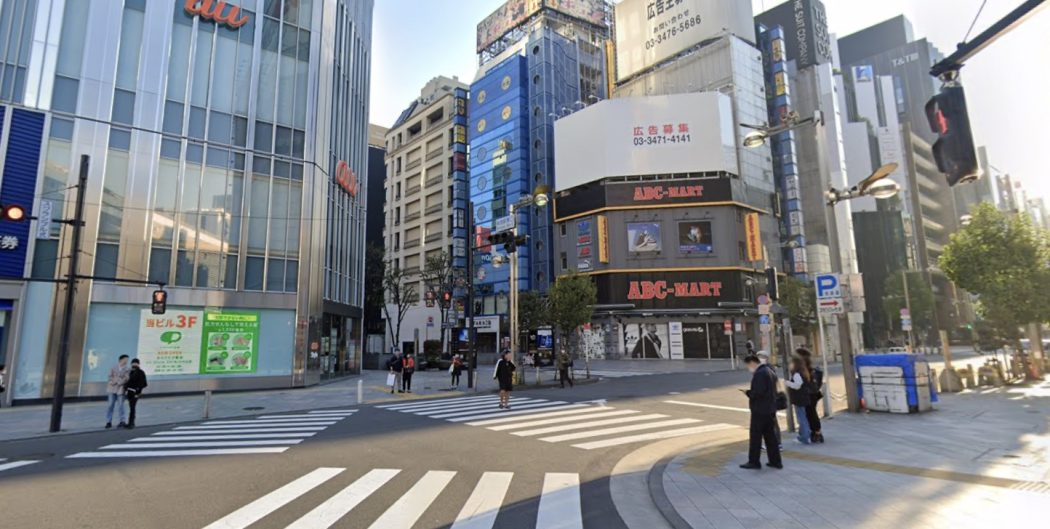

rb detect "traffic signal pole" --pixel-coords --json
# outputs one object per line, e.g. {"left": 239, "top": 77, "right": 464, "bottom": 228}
{"left": 49, "top": 155, "right": 89, "bottom": 433}
{"left": 930, "top": 0, "right": 1047, "bottom": 78}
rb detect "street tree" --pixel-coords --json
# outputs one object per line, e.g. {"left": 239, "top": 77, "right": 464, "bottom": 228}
{"left": 940, "top": 202, "right": 1050, "bottom": 348}
{"left": 882, "top": 271, "right": 935, "bottom": 347}
{"left": 549, "top": 271, "right": 597, "bottom": 376}
{"left": 518, "top": 290, "right": 551, "bottom": 352}
{"left": 421, "top": 251, "right": 456, "bottom": 358}
{"left": 777, "top": 276, "right": 817, "bottom": 348}
{"left": 382, "top": 258, "right": 418, "bottom": 355}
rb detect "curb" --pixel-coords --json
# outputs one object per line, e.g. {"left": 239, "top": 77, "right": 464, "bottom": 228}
{"left": 648, "top": 453, "right": 694, "bottom": 529}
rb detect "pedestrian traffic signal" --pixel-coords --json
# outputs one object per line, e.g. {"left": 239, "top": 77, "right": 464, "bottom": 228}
{"left": 765, "top": 267, "right": 779, "bottom": 301}
{"left": 2, "top": 204, "right": 26, "bottom": 221}
{"left": 925, "top": 83, "right": 980, "bottom": 186}
{"left": 151, "top": 289, "right": 168, "bottom": 315}
{"left": 442, "top": 291, "right": 452, "bottom": 308}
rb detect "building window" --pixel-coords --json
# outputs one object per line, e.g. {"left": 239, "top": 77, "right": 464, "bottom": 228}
{"left": 245, "top": 256, "right": 265, "bottom": 290}
{"left": 149, "top": 248, "right": 172, "bottom": 284}
{"left": 112, "top": 89, "right": 136, "bottom": 125}
{"left": 51, "top": 76, "right": 79, "bottom": 113}
{"left": 560, "top": 223, "right": 566, "bottom": 236}
{"left": 561, "top": 252, "right": 567, "bottom": 269}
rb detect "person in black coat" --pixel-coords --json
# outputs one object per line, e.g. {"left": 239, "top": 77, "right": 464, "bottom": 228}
{"left": 740, "top": 354, "right": 783, "bottom": 469}
{"left": 124, "top": 359, "right": 149, "bottom": 429}
{"left": 494, "top": 350, "right": 516, "bottom": 409}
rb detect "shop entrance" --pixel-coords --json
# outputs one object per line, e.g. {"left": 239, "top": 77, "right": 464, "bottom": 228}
{"left": 321, "top": 314, "right": 359, "bottom": 380}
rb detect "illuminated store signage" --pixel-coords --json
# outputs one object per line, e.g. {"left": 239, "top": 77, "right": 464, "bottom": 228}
{"left": 184, "top": 0, "right": 250, "bottom": 29}
{"left": 335, "top": 160, "right": 359, "bottom": 198}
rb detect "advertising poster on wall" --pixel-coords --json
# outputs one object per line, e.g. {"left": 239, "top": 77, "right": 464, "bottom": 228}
{"left": 137, "top": 309, "right": 204, "bottom": 375}
{"left": 678, "top": 221, "right": 713, "bottom": 254}
{"left": 627, "top": 222, "right": 661, "bottom": 253}
{"left": 577, "top": 218, "right": 592, "bottom": 245}
{"left": 667, "top": 321, "right": 684, "bottom": 359}
{"left": 200, "top": 311, "right": 261, "bottom": 374}
{"left": 623, "top": 322, "right": 669, "bottom": 359}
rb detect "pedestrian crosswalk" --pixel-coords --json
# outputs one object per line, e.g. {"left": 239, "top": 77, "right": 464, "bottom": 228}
{"left": 376, "top": 396, "right": 737, "bottom": 450}
{"left": 66, "top": 409, "right": 356, "bottom": 459}
{"left": 583, "top": 370, "right": 669, "bottom": 378}
{"left": 203, "top": 467, "right": 585, "bottom": 529}
{"left": 0, "top": 458, "right": 40, "bottom": 473}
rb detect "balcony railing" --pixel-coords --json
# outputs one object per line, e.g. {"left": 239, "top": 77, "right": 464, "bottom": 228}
{"left": 406, "top": 186, "right": 421, "bottom": 197}
{"left": 425, "top": 176, "right": 443, "bottom": 188}
{"left": 406, "top": 159, "right": 422, "bottom": 170}
{"left": 404, "top": 238, "right": 421, "bottom": 249}
{"left": 425, "top": 203, "right": 443, "bottom": 215}
{"left": 405, "top": 212, "right": 421, "bottom": 223}
{"left": 426, "top": 149, "right": 443, "bottom": 161}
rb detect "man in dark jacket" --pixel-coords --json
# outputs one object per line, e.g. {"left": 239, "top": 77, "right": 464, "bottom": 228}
{"left": 740, "top": 354, "right": 783, "bottom": 469}
{"left": 124, "top": 359, "right": 148, "bottom": 429}
{"left": 386, "top": 351, "right": 404, "bottom": 394}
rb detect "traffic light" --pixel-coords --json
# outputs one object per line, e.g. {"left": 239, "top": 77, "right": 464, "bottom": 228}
{"left": 2, "top": 204, "right": 26, "bottom": 221}
{"left": 487, "top": 231, "right": 528, "bottom": 254}
{"left": 442, "top": 291, "right": 452, "bottom": 309}
{"left": 925, "top": 83, "right": 980, "bottom": 186}
{"left": 764, "top": 267, "right": 779, "bottom": 301}
{"left": 151, "top": 289, "right": 168, "bottom": 315}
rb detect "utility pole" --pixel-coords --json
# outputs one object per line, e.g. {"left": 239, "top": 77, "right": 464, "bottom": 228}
{"left": 902, "top": 269, "right": 914, "bottom": 353}
{"left": 509, "top": 203, "right": 520, "bottom": 385}
{"left": 466, "top": 200, "right": 476, "bottom": 390}
{"left": 49, "top": 155, "right": 89, "bottom": 433}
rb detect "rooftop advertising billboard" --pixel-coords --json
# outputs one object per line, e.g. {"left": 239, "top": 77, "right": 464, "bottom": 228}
{"left": 477, "top": 0, "right": 608, "bottom": 52}
{"left": 553, "top": 91, "right": 738, "bottom": 191}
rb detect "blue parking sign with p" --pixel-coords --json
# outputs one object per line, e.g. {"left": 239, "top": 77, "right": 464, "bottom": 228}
{"left": 815, "top": 274, "right": 841, "bottom": 299}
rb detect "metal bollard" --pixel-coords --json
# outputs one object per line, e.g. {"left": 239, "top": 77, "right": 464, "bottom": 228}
{"left": 357, "top": 379, "right": 363, "bottom": 404}
{"left": 203, "top": 390, "right": 212, "bottom": 419}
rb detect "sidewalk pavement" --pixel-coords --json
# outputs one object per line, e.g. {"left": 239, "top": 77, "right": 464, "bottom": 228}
{"left": 655, "top": 378, "right": 1050, "bottom": 529}
{"left": 0, "top": 358, "right": 733, "bottom": 442}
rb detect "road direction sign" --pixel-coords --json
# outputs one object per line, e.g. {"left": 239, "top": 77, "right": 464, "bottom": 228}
{"left": 494, "top": 215, "right": 514, "bottom": 234}
{"left": 818, "top": 298, "right": 845, "bottom": 315}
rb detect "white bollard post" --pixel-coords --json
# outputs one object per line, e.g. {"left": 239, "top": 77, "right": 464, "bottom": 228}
{"left": 203, "top": 390, "right": 212, "bottom": 419}
{"left": 357, "top": 379, "right": 363, "bottom": 404}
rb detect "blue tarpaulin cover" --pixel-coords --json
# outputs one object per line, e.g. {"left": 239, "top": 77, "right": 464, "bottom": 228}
{"left": 855, "top": 353, "right": 939, "bottom": 407}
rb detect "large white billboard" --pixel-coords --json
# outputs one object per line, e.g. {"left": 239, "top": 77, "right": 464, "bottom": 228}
{"left": 614, "top": 0, "right": 755, "bottom": 81}
{"left": 554, "top": 92, "right": 738, "bottom": 191}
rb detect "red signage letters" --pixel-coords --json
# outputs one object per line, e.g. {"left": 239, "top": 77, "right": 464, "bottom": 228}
{"left": 184, "top": 0, "right": 250, "bottom": 29}
{"left": 627, "top": 280, "right": 723, "bottom": 301}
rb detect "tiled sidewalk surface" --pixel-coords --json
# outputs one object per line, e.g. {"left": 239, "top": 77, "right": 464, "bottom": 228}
{"left": 660, "top": 378, "right": 1050, "bottom": 529}
{"left": 0, "top": 358, "right": 733, "bottom": 442}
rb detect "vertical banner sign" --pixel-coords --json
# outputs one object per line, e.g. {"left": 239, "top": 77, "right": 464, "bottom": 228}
{"left": 137, "top": 310, "right": 204, "bottom": 375}
{"left": 597, "top": 214, "right": 610, "bottom": 263}
{"left": 200, "top": 311, "right": 261, "bottom": 373}
{"left": 744, "top": 212, "right": 762, "bottom": 262}
{"left": 668, "top": 321, "right": 685, "bottom": 359}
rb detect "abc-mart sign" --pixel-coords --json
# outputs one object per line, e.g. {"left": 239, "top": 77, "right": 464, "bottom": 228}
{"left": 184, "top": 0, "right": 250, "bottom": 29}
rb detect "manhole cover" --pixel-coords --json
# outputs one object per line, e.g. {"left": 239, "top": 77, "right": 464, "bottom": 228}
{"left": 243, "top": 406, "right": 265, "bottom": 411}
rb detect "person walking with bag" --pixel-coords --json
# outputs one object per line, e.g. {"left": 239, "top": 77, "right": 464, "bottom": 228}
{"left": 796, "top": 348, "right": 825, "bottom": 443}
{"left": 104, "top": 355, "right": 130, "bottom": 429}
{"left": 450, "top": 355, "right": 464, "bottom": 389}
{"left": 401, "top": 354, "right": 416, "bottom": 393}
{"left": 386, "top": 351, "right": 404, "bottom": 394}
{"left": 494, "top": 350, "right": 516, "bottom": 409}
{"left": 557, "top": 349, "right": 574, "bottom": 388}
{"left": 784, "top": 354, "right": 812, "bottom": 444}
{"left": 124, "top": 358, "right": 148, "bottom": 429}
{"left": 740, "top": 354, "right": 783, "bottom": 469}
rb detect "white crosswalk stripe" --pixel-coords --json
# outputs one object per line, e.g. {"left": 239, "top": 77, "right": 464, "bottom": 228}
{"left": 0, "top": 459, "right": 40, "bottom": 473}
{"left": 584, "top": 370, "right": 669, "bottom": 378}
{"left": 202, "top": 468, "right": 585, "bottom": 528}
{"left": 66, "top": 409, "right": 356, "bottom": 459}
{"left": 378, "top": 395, "right": 739, "bottom": 450}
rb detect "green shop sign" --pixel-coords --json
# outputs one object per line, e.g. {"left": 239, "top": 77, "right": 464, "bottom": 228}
{"left": 200, "top": 310, "right": 260, "bottom": 374}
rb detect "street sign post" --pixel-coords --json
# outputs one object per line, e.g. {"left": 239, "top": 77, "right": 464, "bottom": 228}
{"left": 815, "top": 274, "right": 845, "bottom": 315}
{"left": 494, "top": 215, "right": 514, "bottom": 234}
{"left": 35, "top": 200, "right": 53, "bottom": 240}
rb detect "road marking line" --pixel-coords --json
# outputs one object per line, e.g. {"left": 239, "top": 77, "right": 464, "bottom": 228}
{"left": 387, "top": 397, "right": 508, "bottom": 413}
{"left": 537, "top": 473, "right": 583, "bottom": 529}
{"left": 571, "top": 423, "right": 739, "bottom": 450}
{"left": 254, "top": 414, "right": 353, "bottom": 419}
{"left": 377, "top": 395, "right": 500, "bottom": 409}
{"left": 451, "top": 471, "right": 514, "bottom": 529}
{"left": 510, "top": 414, "right": 670, "bottom": 437}
{"left": 426, "top": 400, "right": 558, "bottom": 419}
{"left": 485, "top": 409, "right": 638, "bottom": 430}
{"left": 67, "top": 448, "right": 290, "bottom": 458}
{"left": 409, "top": 398, "right": 544, "bottom": 415}
{"left": 466, "top": 406, "right": 613, "bottom": 426}
{"left": 448, "top": 404, "right": 588, "bottom": 423}
{"left": 539, "top": 418, "right": 701, "bottom": 443}
{"left": 366, "top": 470, "right": 457, "bottom": 529}
{"left": 0, "top": 460, "right": 40, "bottom": 472}
{"left": 664, "top": 400, "right": 787, "bottom": 417}
{"left": 202, "top": 467, "right": 344, "bottom": 529}
{"left": 286, "top": 468, "right": 401, "bottom": 529}
{"left": 132, "top": 433, "right": 317, "bottom": 441}
{"left": 204, "top": 418, "right": 344, "bottom": 424}
{"left": 309, "top": 409, "right": 358, "bottom": 413}
{"left": 100, "top": 440, "right": 302, "bottom": 449}
{"left": 156, "top": 427, "right": 327, "bottom": 435}
{"left": 174, "top": 424, "right": 332, "bottom": 431}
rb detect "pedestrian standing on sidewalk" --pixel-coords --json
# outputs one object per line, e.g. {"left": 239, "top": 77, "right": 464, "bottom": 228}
{"left": 104, "top": 355, "right": 130, "bottom": 429}
{"left": 386, "top": 351, "right": 404, "bottom": 394}
{"left": 450, "top": 354, "right": 464, "bottom": 389}
{"left": 796, "top": 348, "right": 825, "bottom": 443}
{"left": 756, "top": 350, "right": 782, "bottom": 448}
{"left": 494, "top": 350, "right": 516, "bottom": 409}
{"left": 784, "top": 354, "right": 812, "bottom": 445}
{"left": 123, "top": 358, "right": 148, "bottom": 429}
{"left": 558, "top": 349, "right": 574, "bottom": 388}
{"left": 401, "top": 354, "right": 416, "bottom": 393}
{"left": 740, "top": 354, "right": 783, "bottom": 469}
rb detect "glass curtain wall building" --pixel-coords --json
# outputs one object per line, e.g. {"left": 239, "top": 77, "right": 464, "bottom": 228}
{"left": 0, "top": 0, "right": 372, "bottom": 403}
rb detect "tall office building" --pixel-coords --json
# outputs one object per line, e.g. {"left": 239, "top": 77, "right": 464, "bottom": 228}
{"left": 0, "top": 0, "right": 373, "bottom": 404}
{"left": 469, "top": 0, "right": 610, "bottom": 354}
{"left": 384, "top": 76, "right": 469, "bottom": 355}
{"left": 364, "top": 124, "right": 387, "bottom": 346}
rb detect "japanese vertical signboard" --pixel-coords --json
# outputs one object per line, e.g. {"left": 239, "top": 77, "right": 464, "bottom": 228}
{"left": 201, "top": 311, "right": 261, "bottom": 374}
{"left": 137, "top": 310, "right": 204, "bottom": 375}
{"left": 597, "top": 214, "right": 610, "bottom": 263}
{"left": 744, "top": 212, "right": 762, "bottom": 262}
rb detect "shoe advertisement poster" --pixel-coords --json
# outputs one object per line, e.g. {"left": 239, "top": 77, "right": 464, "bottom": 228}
{"left": 136, "top": 310, "right": 205, "bottom": 375}
{"left": 200, "top": 311, "right": 260, "bottom": 374}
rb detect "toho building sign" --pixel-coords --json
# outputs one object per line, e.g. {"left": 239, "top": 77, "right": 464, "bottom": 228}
{"left": 184, "top": 0, "right": 250, "bottom": 29}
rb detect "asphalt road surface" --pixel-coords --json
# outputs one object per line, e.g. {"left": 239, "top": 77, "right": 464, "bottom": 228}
{"left": 0, "top": 367, "right": 836, "bottom": 528}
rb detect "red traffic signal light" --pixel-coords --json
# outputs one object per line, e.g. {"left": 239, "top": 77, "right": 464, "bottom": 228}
{"left": 151, "top": 289, "right": 168, "bottom": 315}
{"left": 2, "top": 204, "right": 26, "bottom": 221}
{"left": 925, "top": 84, "right": 980, "bottom": 186}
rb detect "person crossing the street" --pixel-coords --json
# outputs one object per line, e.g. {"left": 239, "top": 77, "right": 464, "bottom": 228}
{"left": 494, "top": 350, "right": 516, "bottom": 409}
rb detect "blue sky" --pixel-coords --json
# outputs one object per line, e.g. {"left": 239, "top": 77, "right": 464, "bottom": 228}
{"left": 369, "top": 0, "right": 1049, "bottom": 200}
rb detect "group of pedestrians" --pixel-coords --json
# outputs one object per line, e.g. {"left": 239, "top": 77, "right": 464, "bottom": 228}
{"left": 741, "top": 347, "right": 825, "bottom": 470}
{"left": 103, "top": 355, "right": 149, "bottom": 429}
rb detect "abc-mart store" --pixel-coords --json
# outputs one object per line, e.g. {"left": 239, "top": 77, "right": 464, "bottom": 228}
{"left": 0, "top": 0, "right": 373, "bottom": 404}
